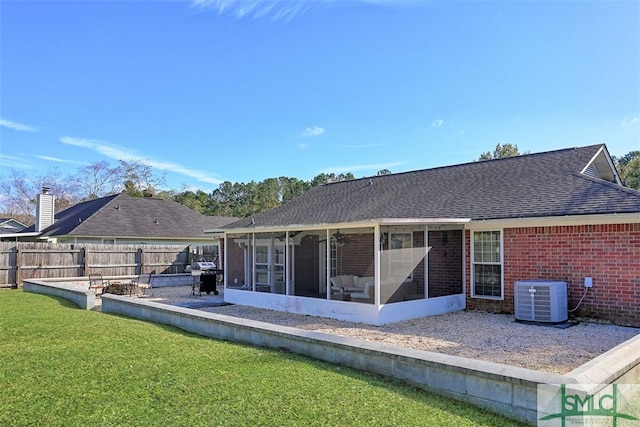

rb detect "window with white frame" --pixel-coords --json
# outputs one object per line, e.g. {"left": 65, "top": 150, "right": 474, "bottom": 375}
{"left": 472, "top": 230, "right": 503, "bottom": 298}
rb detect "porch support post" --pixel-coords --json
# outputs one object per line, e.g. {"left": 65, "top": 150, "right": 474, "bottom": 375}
{"left": 285, "top": 231, "right": 290, "bottom": 295}
{"left": 424, "top": 225, "right": 429, "bottom": 299}
{"left": 223, "top": 233, "right": 227, "bottom": 289}
{"left": 374, "top": 225, "right": 381, "bottom": 307}
{"left": 326, "top": 229, "right": 331, "bottom": 300}
{"left": 251, "top": 233, "right": 256, "bottom": 291}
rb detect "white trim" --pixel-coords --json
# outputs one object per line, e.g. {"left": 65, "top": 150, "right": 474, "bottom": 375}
{"left": 0, "top": 231, "right": 42, "bottom": 238}
{"left": 580, "top": 145, "right": 605, "bottom": 176}
{"left": 466, "top": 213, "right": 639, "bottom": 230}
{"left": 470, "top": 229, "right": 504, "bottom": 300}
{"left": 378, "top": 218, "right": 471, "bottom": 225}
{"left": 580, "top": 145, "right": 622, "bottom": 184}
{"left": 374, "top": 225, "right": 381, "bottom": 307}
{"left": 221, "top": 213, "right": 638, "bottom": 237}
{"left": 219, "top": 218, "right": 471, "bottom": 235}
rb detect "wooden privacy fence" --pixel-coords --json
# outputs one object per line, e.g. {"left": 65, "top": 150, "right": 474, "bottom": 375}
{"left": 0, "top": 242, "right": 219, "bottom": 287}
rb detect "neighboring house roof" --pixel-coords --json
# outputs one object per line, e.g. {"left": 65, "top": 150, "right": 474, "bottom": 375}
{"left": 227, "top": 144, "right": 640, "bottom": 229}
{"left": 21, "top": 193, "right": 238, "bottom": 239}
{"left": 0, "top": 218, "right": 28, "bottom": 234}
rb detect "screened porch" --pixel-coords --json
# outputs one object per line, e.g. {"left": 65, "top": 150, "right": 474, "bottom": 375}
{"left": 222, "top": 223, "right": 466, "bottom": 325}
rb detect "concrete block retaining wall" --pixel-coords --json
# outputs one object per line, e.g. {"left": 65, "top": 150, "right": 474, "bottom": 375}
{"left": 23, "top": 279, "right": 96, "bottom": 310}
{"left": 149, "top": 273, "right": 195, "bottom": 287}
{"left": 19, "top": 274, "right": 193, "bottom": 310}
{"left": 100, "top": 294, "right": 567, "bottom": 424}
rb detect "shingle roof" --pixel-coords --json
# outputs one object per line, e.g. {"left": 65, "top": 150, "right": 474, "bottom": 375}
{"left": 0, "top": 218, "right": 27, "bottom": 234}
{"left": 27, "top": 193, "right": 237, "bottom": 239}
{"left": 228, "top": 144, "right": 640, "bottom": 229}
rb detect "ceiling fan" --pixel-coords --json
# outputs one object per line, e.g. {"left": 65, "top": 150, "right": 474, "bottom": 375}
{"left": 275, "top": 231, "right": 301, "bottom": 241}
{"left": 320, "top": 230, "right": 355, "bottom": 245}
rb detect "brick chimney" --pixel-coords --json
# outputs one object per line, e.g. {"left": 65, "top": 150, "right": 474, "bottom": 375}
{"left": 35, "top": 187, "right": 55, "bottom": 232}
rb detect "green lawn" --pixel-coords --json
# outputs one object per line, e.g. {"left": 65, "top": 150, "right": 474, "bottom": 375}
{"left": 0, "top": 290, "right": 526, "bottom": 426}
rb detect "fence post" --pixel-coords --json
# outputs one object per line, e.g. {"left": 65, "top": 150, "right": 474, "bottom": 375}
{"left": 15, "top": 246, "right": 21, "bottom": 287}
{"left": 138, "top": 248, "right": 144, "bottom": 274}
{"left": 81, "top": 247, "right": 87, "bottom": 277}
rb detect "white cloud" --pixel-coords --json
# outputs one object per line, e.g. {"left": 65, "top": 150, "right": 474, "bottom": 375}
{"left": 35, "top": 155, "right": 85, "bottom": 165}
{"left": 0, "top": 118, "right": 38, "bottom": 132}
{"left": 301, "top": 125, "right": 325, "bottom": 137}
{"left": 60, "top": 136, "right": 136, "bottom": 160}
{"left": 60, "top": 136, "right": 224, "bottom": 185}
{"left": 431, "top": 119, "right": 444, "bottom": 128}
{"left": 298, "top": 143, "right": 310, "bottom": 149}
{"left": 622, "top": 116, "right": 638, "bottom": 126}
{"left": 0, "top": 154, "right": 32, "bottom": 169}
{"left": 192, "top": 0, "right": 313, "bottom": 22}
{"left": 191, "top": 0, "right": 419, "bottom": 22}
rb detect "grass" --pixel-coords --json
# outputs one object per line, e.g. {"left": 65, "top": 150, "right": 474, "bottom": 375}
{"left": 0, "top": 290, "right": 527, "bottom": 426}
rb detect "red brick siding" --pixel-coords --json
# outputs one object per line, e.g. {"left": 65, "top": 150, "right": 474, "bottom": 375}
{"left": 340, "top": 234, "right": 375, "bottom": 277}
{"left": 226, "top": 238, "right": 246, "bottom": 287}
{"left": 428, "top": 230, "right": 462, "bottom": 297}
{"left": 466, "top": 224, "right": 640, "bottom": 327}
{"left": 294, "top": 235, "right": 321, "bottom": 296}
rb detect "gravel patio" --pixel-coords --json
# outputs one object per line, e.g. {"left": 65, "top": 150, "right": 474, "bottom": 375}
{"left": 133, "top": 285, "right": 640, "bottom": 375}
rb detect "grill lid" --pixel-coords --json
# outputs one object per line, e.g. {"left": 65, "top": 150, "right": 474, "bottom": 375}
{"left": 195, "top": 261, "right": 216, "bottom": 270}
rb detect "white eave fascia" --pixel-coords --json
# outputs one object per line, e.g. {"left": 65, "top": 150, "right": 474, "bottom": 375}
{"left": 378, "top": 218, "right": 471, "bottom": 225}
{"left": 220, "top": 221, "right": 378, "bottom": 235}
{"left": 0, "top": 231, "right": 42, "bottom": 238}
{"left": 466, "top": 212, "right": 640, "bottom": 229}
{"left": 203, "top": 228, "right": 225, "bottom": 236}
{"left": 220, "top": 218, "right": 472, "bottom": 235}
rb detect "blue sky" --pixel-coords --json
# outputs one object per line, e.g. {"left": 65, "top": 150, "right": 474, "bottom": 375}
{"left": 1, "top": 0, "right": 639, "bottom": 193}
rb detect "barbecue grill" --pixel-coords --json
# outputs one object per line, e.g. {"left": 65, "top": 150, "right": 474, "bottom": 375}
{"left": 192, "top": 261, "right": 223, "bottom": 295}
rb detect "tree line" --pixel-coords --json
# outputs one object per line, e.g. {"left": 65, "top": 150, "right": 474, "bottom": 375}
{"left": 1, "top": 144, "right": 638, "bottom": 226}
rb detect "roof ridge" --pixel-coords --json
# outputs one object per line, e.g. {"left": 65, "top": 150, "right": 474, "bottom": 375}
{"left": 322, "top": 144, "right": 604, "bottom": 186}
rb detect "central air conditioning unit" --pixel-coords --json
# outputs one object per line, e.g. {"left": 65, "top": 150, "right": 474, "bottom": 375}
{"left": 514, "top": 280, "right": 568, "bottom": 323}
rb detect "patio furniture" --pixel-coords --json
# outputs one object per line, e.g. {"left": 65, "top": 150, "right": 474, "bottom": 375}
{"left": 88, "top": 274, "right": 107, "bottom": 295}
{"left": 330, "top": 275, "right": 373, "bottom": 295}
{"left": 350, "top": 283, "right": 374, "bottom": 303}
{"left": 132, "top": 272, "right": 154, "bottom": 297}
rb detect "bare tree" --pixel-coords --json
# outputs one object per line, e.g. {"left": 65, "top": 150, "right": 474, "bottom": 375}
{"left": 0, "top": 167, "right": 78, "bottom": 225}
{"left": 119, "top": 159, "right": 167, "bottom": 196}
{"left": 0, "top": 169, "right": 37, "bottom": 225}
{"left": 32, "top": 167, "right": 80, "bottom": 211}
{"left": 73, "top": 160, "right": 122, "bottom": 199}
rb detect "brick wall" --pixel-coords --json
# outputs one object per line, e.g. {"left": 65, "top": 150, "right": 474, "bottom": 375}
{"left": 226, "top": 238, "right": 246, "bottom": 286}
{"left": 294, "top": 235, "right": 320, "bottom": 296}
{"left": 466, "top": 223, "right": 640, "bottom": 327}
{"left": 340, "top": 234, "right": 375, "bottom": 277}
{"left": 428, "top": 230, "right": 462, "bottom": 297}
